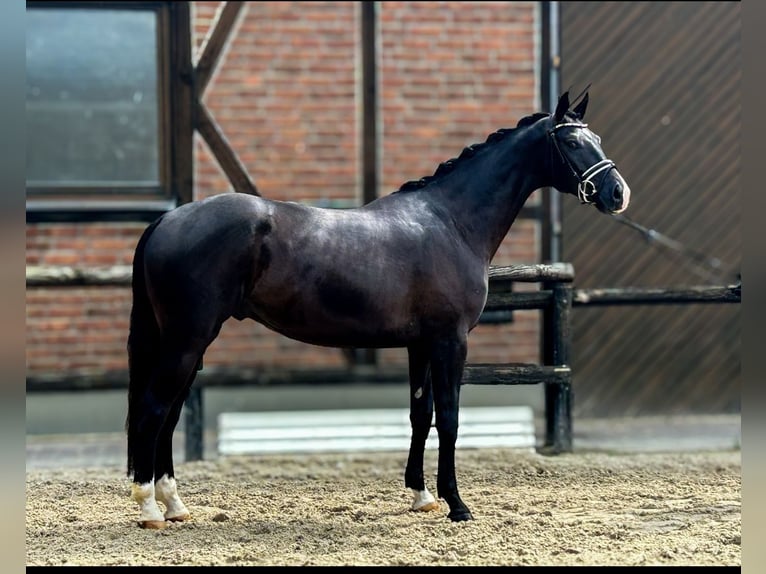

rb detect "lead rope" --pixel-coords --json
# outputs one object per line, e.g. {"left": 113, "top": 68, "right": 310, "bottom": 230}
{"left": 609, "top": 213, "right": 739, "bottom": 285}
{"left": 548, "top": 117, "right": 737, "bottom": 285}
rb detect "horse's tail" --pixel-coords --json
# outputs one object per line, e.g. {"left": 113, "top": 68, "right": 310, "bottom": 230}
{"left": 126, "top": 216, "right": 164, "bottom": 477}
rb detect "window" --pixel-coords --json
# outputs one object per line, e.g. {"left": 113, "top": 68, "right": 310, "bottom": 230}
{"left": 26, "top": 2, "right": 189, "bottom": 221}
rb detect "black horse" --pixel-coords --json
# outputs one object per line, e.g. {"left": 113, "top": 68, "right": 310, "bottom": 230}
{"left": 126, "top": 91, "right": 630, "bottom": 528}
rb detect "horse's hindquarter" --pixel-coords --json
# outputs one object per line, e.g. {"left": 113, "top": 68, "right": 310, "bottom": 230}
{"left": 142, "top": 194, "right": 271, "bottom": 331}
{"left": 245, "top": 198, "right": 488, "bottom": 347}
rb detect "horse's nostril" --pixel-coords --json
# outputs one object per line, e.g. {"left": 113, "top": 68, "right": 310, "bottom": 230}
{"left": 613, "top": 183, "right": 623, "bottom": 203}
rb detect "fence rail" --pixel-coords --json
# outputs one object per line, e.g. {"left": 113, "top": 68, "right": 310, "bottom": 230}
{"left": 572, "top": 284, "right": 741, "bottom": 306}
{"left": 26, "top": 265, "right": 133, "bottom": 287}
{"left": 26, "top": 263, "right": 576, "bottom": 288}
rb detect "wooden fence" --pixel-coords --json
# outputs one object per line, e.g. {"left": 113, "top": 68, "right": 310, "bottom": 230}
{"left": 27, "top": 262, "right": 578, "bottom": 459}
{"left": 26, "top": 263, "right": 741, "bottom": 461}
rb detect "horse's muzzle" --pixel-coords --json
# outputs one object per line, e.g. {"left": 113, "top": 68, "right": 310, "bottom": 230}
{"left": 597, "top": 172, "right": 631, "bottom": 214}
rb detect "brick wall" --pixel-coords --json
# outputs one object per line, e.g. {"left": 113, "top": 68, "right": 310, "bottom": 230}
{"left": 26, "top": 1, "right": 541, "bottom": 378}
{"left": 26, "top": 223, "right": 142, "bottom": 373}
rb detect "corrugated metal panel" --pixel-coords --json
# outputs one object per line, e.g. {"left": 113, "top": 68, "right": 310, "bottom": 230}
{"left": 559, "top": 2, "right": 740, "bottom": 416}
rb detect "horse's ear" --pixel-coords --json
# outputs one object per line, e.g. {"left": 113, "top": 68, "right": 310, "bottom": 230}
{"left": 554, "top": 92, "right": 570, "bottom": 122}
{"left": 572, "top": 92, "right": 589, "bottom": 119}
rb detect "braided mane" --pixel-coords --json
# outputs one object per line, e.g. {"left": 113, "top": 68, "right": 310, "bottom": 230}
{"left": 393, "top": 112, "right": 550, "bottom": 193}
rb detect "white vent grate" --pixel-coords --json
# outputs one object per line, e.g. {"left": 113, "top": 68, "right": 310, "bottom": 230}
{"left": 217, "top": 406, "right": 535, "bottom": 455}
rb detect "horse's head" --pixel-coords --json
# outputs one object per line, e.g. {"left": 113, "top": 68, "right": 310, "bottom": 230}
{"left": 547, "top": 91, "right": 631, "bottom": 214}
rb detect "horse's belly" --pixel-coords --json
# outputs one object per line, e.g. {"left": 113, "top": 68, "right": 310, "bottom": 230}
{"left": 251, "top": 310, "right": 416, "bottom": 348}
{"left": 243, "top": 293, "right": 418, "bottom": 349}
{"left": 240, "top": 242, "right": 484, "bottom": 348}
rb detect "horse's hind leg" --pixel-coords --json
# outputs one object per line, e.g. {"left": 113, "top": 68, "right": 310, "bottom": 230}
{"left": 130, "top": 340, "right": 203, "bottom": 529}
{"left": 405, "top": 342, "right": 440, "bottom": 512}
{"left": 153, "top": 388, "right": 196, "bottom": 522}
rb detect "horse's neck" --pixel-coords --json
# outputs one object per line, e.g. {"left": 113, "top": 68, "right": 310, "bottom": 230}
{"left": 431, "top": 135, "right": 547, "bottom": 263}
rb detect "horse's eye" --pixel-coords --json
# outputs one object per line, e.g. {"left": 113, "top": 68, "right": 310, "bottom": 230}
{"left": 566, "top": 140, "right": 578, "bottom": 149}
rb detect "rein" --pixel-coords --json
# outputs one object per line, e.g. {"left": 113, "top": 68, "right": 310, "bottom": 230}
{"left": 547, "top": 117, "right": 737, "bottom": 284}
{"left": 548, "top": 121, "right": 616, "bottom": 205}
{"left": 610, "top": 213, "right": 739, "bottom": 284}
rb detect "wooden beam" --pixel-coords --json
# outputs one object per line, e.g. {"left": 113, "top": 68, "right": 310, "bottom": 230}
{"left": 26, "top": 366, "right": 410, "bottom": 393}
{"left": 572, "top": 285, "right": 742, "bottom": 306}
{"left": 462, "top": 364, "right": 571, "bottom": 386}
{"left": 26, "top": 363, "right": 572, "bottom": 393}
{"left": 26, "top": 265, "right": 132, "bottom": 287}
{"left": 191, "top": 3, "right": 259, "bottom": 198}
{"left": 25, "top": 263, "right": 573, "bottom": 288}
{"left": 489, "top": 262, "right": 574, "bottom": 284}
{"left": 195, "top": 101, "right": 260, "bottom": 196}
{"left": 169, "top": 1, "right": 195, "bottom": 206}
{"left": 484, "top": 291, "right": 553, "bottom": 311}
{"left": 360, "top": 2, "right": 378, "bottom": 206}
{"left": 194, "top": 1, "right": 246, "bottom": 97}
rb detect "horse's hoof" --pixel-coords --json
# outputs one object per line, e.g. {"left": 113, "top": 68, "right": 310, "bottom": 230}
{"left": 165, "top": 513, "right": 191, "bottom": 522}
{"left": 411, "top": 500, "right": 440, "bottom": 512}
{"left": 138, "top": 519, "right": 169, "bottom": 530}
{"left": 447, "top": 509, "right": 474, "bottom": 522}
{"left": 537, "top": 445, "right": 564, "bottom": 457}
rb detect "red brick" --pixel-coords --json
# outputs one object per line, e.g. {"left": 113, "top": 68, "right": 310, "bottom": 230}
{"left": 27, "top": 1, "right": 541, "bottom": 378}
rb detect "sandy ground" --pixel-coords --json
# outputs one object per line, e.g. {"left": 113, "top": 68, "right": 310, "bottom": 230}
{"left": 26, "top": 447, "right": 740, "bottom": 566}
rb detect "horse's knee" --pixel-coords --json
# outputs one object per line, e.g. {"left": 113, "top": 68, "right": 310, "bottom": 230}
{"left": 410, "top": 417, "right": 433, "bottom": 443}
{"left": 435, "top": 417, "right": 458, "bottom": 446}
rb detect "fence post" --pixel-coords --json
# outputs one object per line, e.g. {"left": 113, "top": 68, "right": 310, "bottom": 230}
{"left": 543, "top": 281, "right": 573, "bottom": 452}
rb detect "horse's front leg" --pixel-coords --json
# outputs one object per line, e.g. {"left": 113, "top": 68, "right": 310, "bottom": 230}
{"left": 405, "top": 343, "right": 439, "bottom": 512}
{"left": 430, "top": 334, "right": 473, "bottom": 522}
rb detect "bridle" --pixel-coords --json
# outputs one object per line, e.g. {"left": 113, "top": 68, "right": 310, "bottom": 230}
{"left": 548, "top": 121, "right": 616, "bottom": 205}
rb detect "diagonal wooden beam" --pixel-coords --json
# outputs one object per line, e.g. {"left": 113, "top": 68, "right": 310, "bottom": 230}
{"left": 195, "top": 100, "right": 260, "bottom": 196}
{"left": 195, "top": 1, "right": 246, "bottom": 97}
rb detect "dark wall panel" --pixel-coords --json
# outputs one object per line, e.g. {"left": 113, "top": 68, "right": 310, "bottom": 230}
{"left": 560, "top": 1, "right": 741, "bottom": 416}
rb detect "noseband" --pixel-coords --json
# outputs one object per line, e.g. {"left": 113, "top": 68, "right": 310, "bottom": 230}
{"left": 548, "top": 121, "right": 616, "bottom": 205}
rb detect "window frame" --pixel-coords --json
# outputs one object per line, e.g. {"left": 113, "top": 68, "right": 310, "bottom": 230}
{"left": 25, "top": 1, "right": 190, "bottom": 223}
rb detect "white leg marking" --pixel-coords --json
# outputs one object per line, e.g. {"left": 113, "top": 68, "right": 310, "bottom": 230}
{"left": 411, "top": 487, "right": 439, "bottom": 512}
{"left": 131, "top": 481, "right": 166, "bottom": 524}
{"left": 155, "top": 474, "right": 191, "bottom": 521}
